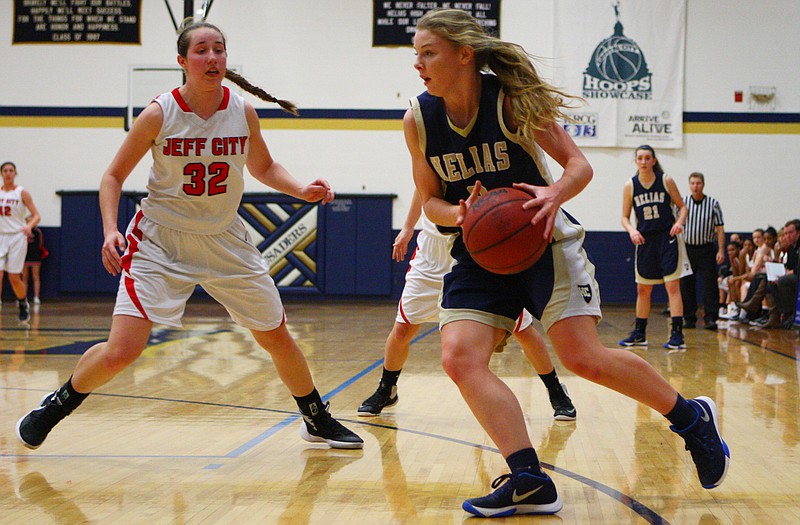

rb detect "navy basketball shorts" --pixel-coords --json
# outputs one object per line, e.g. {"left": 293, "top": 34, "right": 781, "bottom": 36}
{"left": 440, "top": 221, "right": 601, "bottom": 333}
{"left": 635, "top": 230, "right": 692, "bottom": 284}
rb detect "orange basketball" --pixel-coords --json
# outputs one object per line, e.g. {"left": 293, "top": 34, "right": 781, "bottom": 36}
{"left": 461, "top": 187, "right": 548, "bottom": 274}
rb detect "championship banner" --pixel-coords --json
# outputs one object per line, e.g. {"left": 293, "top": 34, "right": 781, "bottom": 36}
{"left": 553, "top": 1, "right": 686, "bottom": 148}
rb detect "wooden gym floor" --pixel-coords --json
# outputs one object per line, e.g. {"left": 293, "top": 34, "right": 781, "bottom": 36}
{"left": 1, "top": 297, "right": 798, "bottom": 524}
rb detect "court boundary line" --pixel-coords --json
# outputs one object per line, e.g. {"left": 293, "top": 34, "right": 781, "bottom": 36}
{"left": 3, "top": 323, "right": 679, "bottom": 523}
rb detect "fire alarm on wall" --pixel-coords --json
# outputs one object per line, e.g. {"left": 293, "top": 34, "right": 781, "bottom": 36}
{"left": 734, "top": 91, "right": 743, "bottom": 103}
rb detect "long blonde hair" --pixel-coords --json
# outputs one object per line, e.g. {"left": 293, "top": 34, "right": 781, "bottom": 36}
{"left": 416, "top": 9, "right": 577, "bottom": 143}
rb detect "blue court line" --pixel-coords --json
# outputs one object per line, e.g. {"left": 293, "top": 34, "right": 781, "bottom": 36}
{"left": 215, "top": 321, "right": 669, "bottom": 525}
{"left": 4, "top": 323, "right": 670, "bottom": 523}
{"left": 1, "top": 328, "right": 233, "bottom": 355}
{"left": 219, "top": 326, "right": 442, "bottom": 459}
{"left": 353, "top": 421, "right": 670, "bottom": 525}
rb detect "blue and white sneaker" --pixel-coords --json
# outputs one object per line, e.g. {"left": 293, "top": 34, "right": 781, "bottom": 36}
{"left": 619, "top": 330, "right": 648, "bottom": 347}
{"left": 664, "top": 330, "right": 686, "bottom": 350}
{"left": 462, "top": 471, "right": 562, "bottom": 518}
{"left": 671, "top": 396, "right": 730, "bottom": 488}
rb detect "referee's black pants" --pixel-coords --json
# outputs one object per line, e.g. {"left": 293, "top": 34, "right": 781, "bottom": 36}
{"left": 681, "top": 243, "right": 720, "bottom": 324}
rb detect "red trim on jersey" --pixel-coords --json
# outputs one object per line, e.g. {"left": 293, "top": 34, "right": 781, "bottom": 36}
{"left": 218, "top": 86, "right": 230, "bottom": 110}
{"left": 398, "top": 299, "right": 411, "bottom": 324}
{"left": 124, "top": 274, "right": 148, "bottom": 320}
{"left": 513, "top": 312, "right": 524, "bottom": 333}
{"left": 171, "top": 86, "right": 230, "bottom": 112}
{"left": 405, "top": 246, "right": 419, "bottom": 275}
{"left": 120, "top": 211, "right": 148, "bottom": 320}
{"left": 172, "top": 88, "right": 191, "bottom": 112}
{"left": 119, "top": 210, "right": 144, "bottom": 272}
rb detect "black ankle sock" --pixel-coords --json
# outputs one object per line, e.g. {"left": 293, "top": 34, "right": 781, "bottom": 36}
{"left": 671, "top": 316, "right": 683, "bottom": 333}
{"left": 57, "top": 377, "right": 90, "bottom": 411}
{"left": 538, "top": 370, "right": 560, "bottom": 391}
{"left": 664, "top": 394, "right": 697, "bottom": 430}
{"left": 506, "top": 448, "right": 543, "bottom": 476}
{"left": 294, "top": 389, "right": 325, "bottom": 418}
{"left": 380, "top": 368, "right": 402, "bottom": 387}
{"left": 635, "top": 317, "right": 648, "bottom": 333}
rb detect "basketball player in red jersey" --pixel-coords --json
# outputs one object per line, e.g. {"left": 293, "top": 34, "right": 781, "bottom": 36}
{"left": 0, "top": 161, "right": 40, "bottom": 322}
{"left": 16, "top": 20, "right": 362, "bottom": 451}
{"left": 407, "top": 9, "right": 729, "bottom": 517}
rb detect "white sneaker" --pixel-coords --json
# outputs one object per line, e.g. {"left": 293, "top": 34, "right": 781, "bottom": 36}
{"left": 719, "top": 307, "right": 727, "bottom": 318}
{"left": 720, "top": 305, "right": 739, "bottom": 320}
{"left": 33, "top": 297, "right": 41, "bottom": 305}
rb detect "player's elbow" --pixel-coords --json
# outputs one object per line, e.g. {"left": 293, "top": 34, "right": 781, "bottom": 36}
{"left": 581, "top": 162, "right": 594, "bottom": 184}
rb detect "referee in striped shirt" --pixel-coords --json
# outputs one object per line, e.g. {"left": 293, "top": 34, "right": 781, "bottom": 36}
{"left": 680, "top": 172, "right": 725, "bottom": 330}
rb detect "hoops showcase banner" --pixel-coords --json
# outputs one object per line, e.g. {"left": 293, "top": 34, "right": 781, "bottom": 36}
{"left": 553, "top": 1, "right": 686, "bottom": 148}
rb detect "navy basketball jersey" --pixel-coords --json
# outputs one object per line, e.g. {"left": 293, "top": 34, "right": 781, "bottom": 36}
{"left": 410, "top": 74, "right": 554, "bottom": 206}
{"left": 631, "top": 173, "right": 674, "bottom": 234}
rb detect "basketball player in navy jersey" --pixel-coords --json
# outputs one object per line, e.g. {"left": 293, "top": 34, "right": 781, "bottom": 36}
{"left": 620, "top": 145, "right": 691, "bottom": 349}
{"left": 357, "top": 190, "right": 576, "bottom": 421}
{"left": 16, "top": 20, "right": 362, "bottom": 451}
{"left": 406, "top": 9, "right": 728, "bottom": 518}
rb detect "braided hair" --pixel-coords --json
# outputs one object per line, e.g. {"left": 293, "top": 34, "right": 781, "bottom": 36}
{"left": 416, "top": 9, "right": 578, "bottom": 145}
{"left": 177, "top": 19, "right": 298, "bottom": 116}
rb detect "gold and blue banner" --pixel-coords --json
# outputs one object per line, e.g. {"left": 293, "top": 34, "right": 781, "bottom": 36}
{"left": 554, "top": 0, "right": 686, "bottom": 148}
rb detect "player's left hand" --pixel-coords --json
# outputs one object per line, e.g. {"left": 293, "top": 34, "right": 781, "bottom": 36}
{"left": 513, "top": 182, "right": 558, "bottom": 241}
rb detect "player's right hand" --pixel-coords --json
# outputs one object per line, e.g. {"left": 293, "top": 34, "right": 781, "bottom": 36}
{"left": 629, "top": 230, "right": 645, "bottom": 246}
{"left": 392, "top": 227, "right": 414, "bottom": 262}
{"left": 101, "top": 231, "right": 127, "bottom": 275}
{"left": 456, "top": 180, "right": 483, "bottom": 227}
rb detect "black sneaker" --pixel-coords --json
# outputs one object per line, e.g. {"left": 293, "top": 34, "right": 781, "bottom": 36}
{"left": 671, "top": 396, "right": 730, "bottom": 489}
{"left": 16, "top": 392, "right": 72, "bottom": 449}
{"left": 18, "top": 299, "right": 30, "bottom": 323}
{"left": 619, "top": 329, "right": 647, "bottom": 347}
{"left": 357, "top": 384, "right": 398, "bottom": 417}
{"left": 299, "top": 402, "right": 363, "bottom": 449}
{"left": 548, "top": 383, "right": 577, "bottom": 421}
{"left": 462, "top": 471, "right": 562, "bottom": 517}
{"left": 664, "top": 330, "right": 687, "bottom": 350}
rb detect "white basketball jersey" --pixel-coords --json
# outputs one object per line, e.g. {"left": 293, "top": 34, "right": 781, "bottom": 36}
{"left": 420, "top": 212, "right": 447, "bottom": 240}
{"left": 141, "top": 87, "right": 249, "bottom": 234}
{"left": 0, "top": 185, "right": 27, "bottom": 234}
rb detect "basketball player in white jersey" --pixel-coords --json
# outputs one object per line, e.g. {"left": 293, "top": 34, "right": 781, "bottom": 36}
{"left": 16, "top": 20, "right": 362, "bottom": 451}
{"left": 359, "top": 191, "right": 576, "bottom": 420}
{"left": 0, "top": 161, "right": 40, "bottom": 322}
